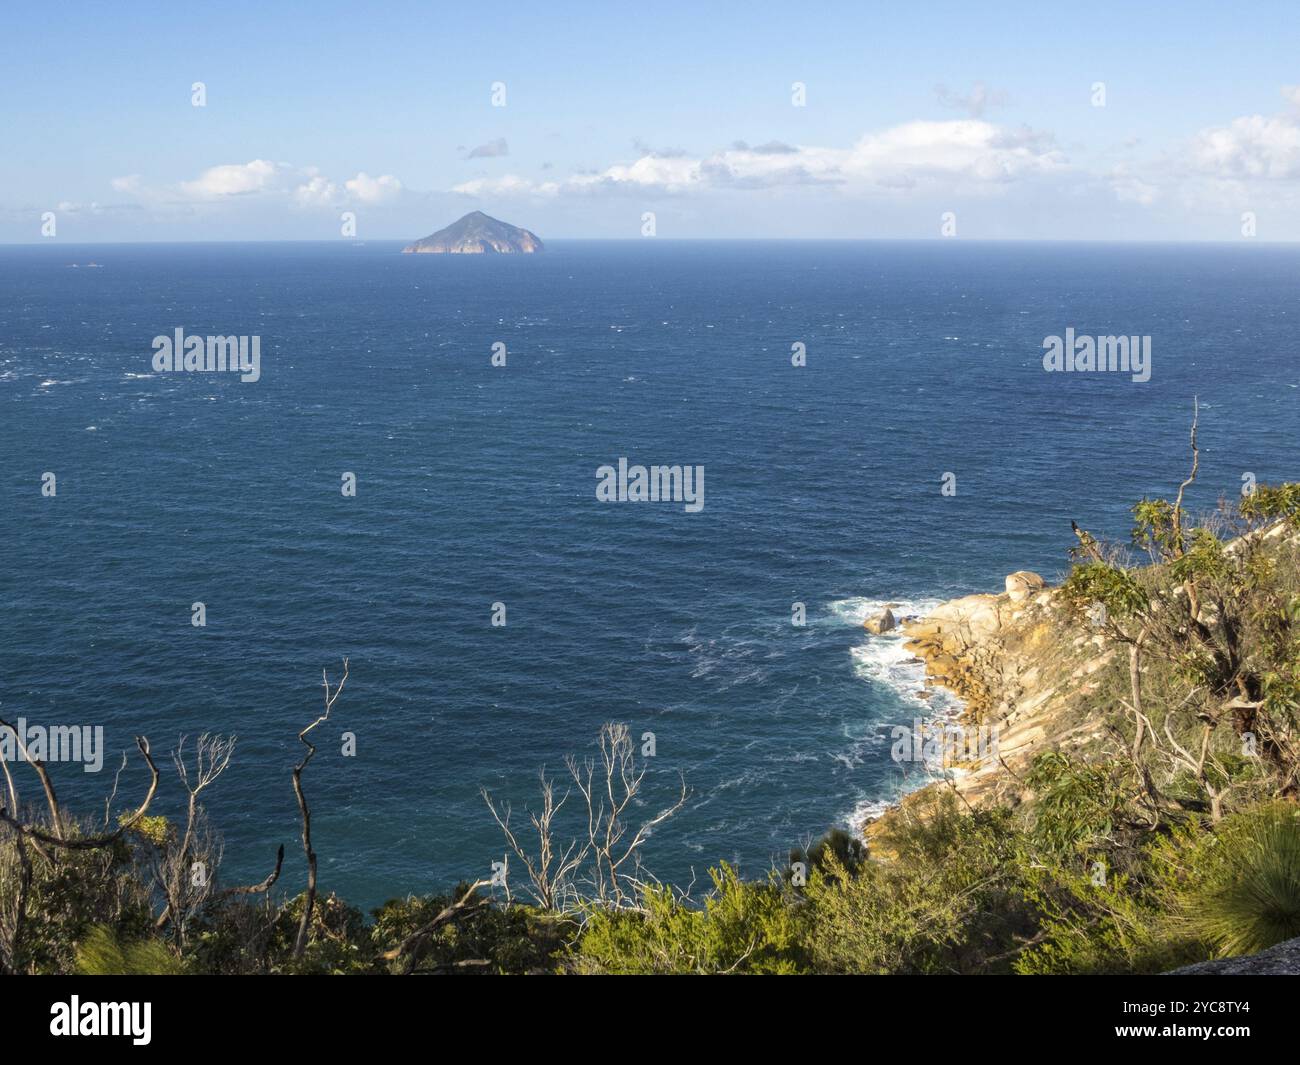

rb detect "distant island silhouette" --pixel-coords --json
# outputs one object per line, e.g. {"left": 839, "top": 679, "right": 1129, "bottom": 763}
{"left": 403, "top": 211, "right": 544, "bottom": 254}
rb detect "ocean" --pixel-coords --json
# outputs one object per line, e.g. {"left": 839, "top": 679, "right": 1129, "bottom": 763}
{"left": 1, "top": 239, "right": 1296, "bottom": 908}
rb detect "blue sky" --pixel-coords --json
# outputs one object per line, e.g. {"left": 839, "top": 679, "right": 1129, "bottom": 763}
{"left": 5, "top": 0, "right": 1300, "bottom": 241}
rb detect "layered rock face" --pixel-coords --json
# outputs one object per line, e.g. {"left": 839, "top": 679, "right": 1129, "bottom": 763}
{"left": 402, "top": 211, "right": 544, "bottom": 254}
{"left": 894, "top": 526, "right": 1300, "bottom": 807}
{"left": 871, "top": 571, "right": 1114, "bottom": 817}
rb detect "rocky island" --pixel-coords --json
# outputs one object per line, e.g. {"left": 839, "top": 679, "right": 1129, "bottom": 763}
{"left": 402, "top": 211, "right": 544, "bottom": 254}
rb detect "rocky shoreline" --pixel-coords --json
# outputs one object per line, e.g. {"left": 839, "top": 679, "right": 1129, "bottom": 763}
{"left": 861, "top": 569, "right": 1117, "bottom": 838}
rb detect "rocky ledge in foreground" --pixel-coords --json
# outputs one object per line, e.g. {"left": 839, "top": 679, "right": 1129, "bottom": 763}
{"left": 402, "top": 211, "right": 544, "bottom": 254}
{"left": 1169, "top": 935, "right": 1300, "bottom": 974}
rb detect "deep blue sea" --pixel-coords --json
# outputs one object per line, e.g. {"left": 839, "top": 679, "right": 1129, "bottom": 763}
{"left": 1, "top": 240, "right": 1296, "bottom": 909}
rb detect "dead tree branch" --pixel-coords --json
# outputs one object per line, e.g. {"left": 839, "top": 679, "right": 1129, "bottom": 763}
{"left": 380, "top": 878, "right": 494, "bottom": 974}
{"left": 292, "top": 658, "right": 348, "bottom": 960}
{"left": 0, "top": 736, "right": 159, "bottom": 850}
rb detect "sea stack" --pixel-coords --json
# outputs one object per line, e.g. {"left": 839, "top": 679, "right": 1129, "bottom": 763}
{"left": 402, "top": 211, "right": 544, "bottom": 254}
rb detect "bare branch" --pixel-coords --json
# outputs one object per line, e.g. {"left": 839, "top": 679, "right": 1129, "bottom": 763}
{"left": 1171, "top": 395, "right": 1200, "bottom": 558}
{"left": 380, "top": 879, "right": 494, "bottom": 973}
{"left": 0, "top": 737, "right": 159, "bottom": 850}
{"left": 292, "top": 658, "right": 349, "bottom": 959}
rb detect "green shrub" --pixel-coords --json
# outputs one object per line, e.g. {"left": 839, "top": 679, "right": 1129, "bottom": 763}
{"left": 789, "top": 827, "right": 866, "bottom": 882}
{"left": 370, "top": 888, "right": 574, "bottom": 974}
{"left": 75, "top": 926, "right": 184, "bottom": 976}
{"left": 803, "top": 794, "right": 1037, "bottom": 973}
{"left": 1026, "top": 751, "right": 1126, "bottom": 857}
{"left": 573, "top": 863, "right": 806, "bottom": 974}
{"left": 1182, "top": 802, "right": 1300, "bottom": 957}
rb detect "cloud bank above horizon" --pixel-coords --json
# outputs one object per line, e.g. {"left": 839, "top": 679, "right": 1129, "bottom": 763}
{"left": 7, "top": 3, "right": 1300, "bottom": 242}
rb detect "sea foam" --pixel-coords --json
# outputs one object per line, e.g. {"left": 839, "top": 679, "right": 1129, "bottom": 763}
{"left": 828, "top": 596, "right": 968, "bottom": 836}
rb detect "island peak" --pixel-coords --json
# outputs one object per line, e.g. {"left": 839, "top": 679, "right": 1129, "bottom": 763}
{"left": 402, "top": 212, "right": 544, "bottom": 254}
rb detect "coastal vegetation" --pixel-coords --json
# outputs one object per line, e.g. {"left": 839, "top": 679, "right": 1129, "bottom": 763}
{"left": 3, "top": 440, "right": 1298, "bottom": 975}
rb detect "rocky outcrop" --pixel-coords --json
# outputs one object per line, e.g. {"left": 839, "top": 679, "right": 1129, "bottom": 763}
{"left": 863, "top": 608, "right": 897, "bottom": 635}
{"left": 867, "top": 570, "right": 1113, "bottom": 827}
{"left": 1169, "top": 936, "right": 1300, "bottom": 974}
{"left": 1005, "top": 570, "right": 1045, "bottom": 602}
{"left": 866, "top": 522, "right": 1300, "bottom": 836}
{"left": 403, "top": 211, "right": 544, "bottom": 254}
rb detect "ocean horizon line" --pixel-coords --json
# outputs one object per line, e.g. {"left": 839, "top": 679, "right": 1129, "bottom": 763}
{"left": 4, "top": 236, "right": 1300, "bottom": 249}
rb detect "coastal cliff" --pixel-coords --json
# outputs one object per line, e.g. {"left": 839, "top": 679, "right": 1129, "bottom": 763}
{"left": 857, "top": 573, "right": 1139, "bottom": 849}
{"left": 870, "top": 570, "right": 1112, "bottom": 818}
{"left": 865, "top": 512, "right": 1300, "bottom": 839}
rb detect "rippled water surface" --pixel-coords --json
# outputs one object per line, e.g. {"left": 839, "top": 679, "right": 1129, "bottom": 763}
{"left": 2, "top": 240, "right": 1295, "bottom": 906}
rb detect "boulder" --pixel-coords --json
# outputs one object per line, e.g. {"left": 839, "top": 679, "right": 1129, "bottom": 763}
{"left": 926, "top": 593, "right": 1003, "bottom": 637}
{"left": 1004, "top": 571, "right": 1045, "bottom": 602}
{"left": 864, "top": 608, "right": 897, "bottom": 635}
{"left": 1170, "top": 935, "right": 1300, "bottom": 975}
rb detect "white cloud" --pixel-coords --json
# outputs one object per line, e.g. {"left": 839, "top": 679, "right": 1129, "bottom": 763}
{"left": 568, "top": 153, "right": 703, "bottom": 193}
{"left": 1186, "top": 113, "right": 1300, "bottom": 180}
{"left": 1098, "top": 88, "right": 1300, "bottom": 215}
{"left": 292, "top": 172, "right": 339, "bottom": 207}
{"left": 453, "top": 174, "right": 559, "bottom": 197}
{"left": 815, "top": 120, "right": 1061, "bottom": 187}
{"left": 110, "top": 161, "right": 404, "bottom": 210}
{"left": 1087, "top": 87, "right": 1300, "bottom": 215}
{"left": 180, "top": 159, "right": 288, "bottom": 199}
{"left": 344, "top": 171, "right": 403, "bottom": 203}
{"left": 452, "top": 120, "right": 1066, "bottom": 200}
{"left": 55, "top": 200, "right": 107, "bottom": 214}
